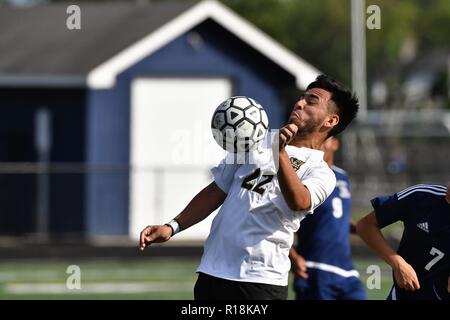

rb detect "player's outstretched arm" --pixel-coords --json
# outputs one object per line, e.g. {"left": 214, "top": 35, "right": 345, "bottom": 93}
{"left": 275, "top": 124, "right": 311, "bottom": 211}
{"left": 356, "top": 211, "right": 420, "bottom": 291}
{"left": 173, "top": 181, "right": 226, "bottom": 235}
{"left": 139, "top": 181, "right": 226, "bottom": 251}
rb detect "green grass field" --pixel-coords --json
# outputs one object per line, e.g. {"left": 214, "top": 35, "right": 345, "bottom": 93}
{"left": 0, "top": 257, "right": 393, "bottom": 300}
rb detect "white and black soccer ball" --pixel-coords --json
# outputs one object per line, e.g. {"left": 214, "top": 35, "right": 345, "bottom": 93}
{"left": 211, "top": 96, "right": 269, "bottom": 153}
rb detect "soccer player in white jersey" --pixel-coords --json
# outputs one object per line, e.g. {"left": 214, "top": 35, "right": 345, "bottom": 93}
{"left": 139, "top": 75, "right": 359, "bottom": 300}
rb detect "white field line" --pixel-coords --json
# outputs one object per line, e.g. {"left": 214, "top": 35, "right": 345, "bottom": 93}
{"left": 0, "top": 271, "right": 61, "bottom": 281}
{"left": 4, "top": 281, "right": 193, "bottom": 294}
{"left": 0, "top": 268, "right": 194, "bottom": 281}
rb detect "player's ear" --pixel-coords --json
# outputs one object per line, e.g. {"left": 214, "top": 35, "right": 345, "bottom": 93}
{"left": 324, "top": 113, "right": 339, "bottom": 129}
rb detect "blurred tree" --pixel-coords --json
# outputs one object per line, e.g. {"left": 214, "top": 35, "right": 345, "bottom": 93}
{"left": 417, "top": 0, "right": 450, "bottom": 50}
{"left": 223, "top": 0, "right": 352, "bottom": 86}
{"left": 223, "top": 0, "right": 449, "bottom": 109}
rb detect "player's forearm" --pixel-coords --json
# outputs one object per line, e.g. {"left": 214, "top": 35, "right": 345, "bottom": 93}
{"left": 289, "top": 247, "right": 298, "bottom": 261}
{"left": 173, "top": 182, "right": 226, "bottom": 232}
{"left": 356, "top": 212, "right": 401, "bottom": 268}
{"left": 277, "top": 149, "right": 311, "bottom": 211}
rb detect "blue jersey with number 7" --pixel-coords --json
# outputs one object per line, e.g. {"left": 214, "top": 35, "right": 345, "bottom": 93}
{"left": 371, "top": 184, "right": 450, "bottom": 300}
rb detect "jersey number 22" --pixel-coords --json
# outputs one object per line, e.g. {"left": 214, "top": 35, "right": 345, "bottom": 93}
{"left": 241, "top": 168, "right": 273, "bottom": 195}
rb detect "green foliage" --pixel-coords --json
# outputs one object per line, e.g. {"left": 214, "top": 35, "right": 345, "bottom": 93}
{"left": 366, "top": 0, "right": 419, "bottom": 70}
{"left": 221, "top": 0, "right": 449, "bottom": 105}
{"left": 222, "top": 0, "right": 352, "bottom": 86}
{"left": 417, "top": 0, "right": 450, "bottom": 50}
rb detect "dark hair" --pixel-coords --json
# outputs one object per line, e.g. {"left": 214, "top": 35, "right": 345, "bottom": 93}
{"left": 307, "top": 74, "right": 359, "bottom": 137}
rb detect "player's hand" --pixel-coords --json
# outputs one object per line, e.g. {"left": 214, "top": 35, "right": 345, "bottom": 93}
{"left": 392, "top": 256, "right": 420, "bottom": 291}
{"left": 278, "top": 124, "right": 298, "bottom": 150}
{"left": 290, "top": 250, "right": 308, "bottom": 279}
{"left": 139, "top": 225, "right": 172, "bottom": 251}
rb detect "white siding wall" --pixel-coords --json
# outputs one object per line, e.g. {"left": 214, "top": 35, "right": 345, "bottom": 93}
{"left": 130, "top": 78, "right": 231, "bottom": 242}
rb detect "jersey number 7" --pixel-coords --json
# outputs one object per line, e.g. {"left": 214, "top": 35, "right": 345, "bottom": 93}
{"left": 424, "top": 247, "right": 445, "bottom": 271}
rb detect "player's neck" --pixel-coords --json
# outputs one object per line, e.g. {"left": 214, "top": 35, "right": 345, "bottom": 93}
{"left": 323, "top": 151, "right": 334, "bottom": 166}
{"left": 288, "top": 135, "right": 322, "bottom": 150}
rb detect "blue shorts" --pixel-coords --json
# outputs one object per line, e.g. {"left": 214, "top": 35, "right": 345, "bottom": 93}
{"left": 294, "top": 268, "right": 367, "bottom": 300}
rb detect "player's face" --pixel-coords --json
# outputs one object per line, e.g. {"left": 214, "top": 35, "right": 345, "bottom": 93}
{"left": 289, "top": 88, "right": 335, "bottom": 135}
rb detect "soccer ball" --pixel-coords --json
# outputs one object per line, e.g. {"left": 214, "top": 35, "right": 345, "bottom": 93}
{"left": 211, "top": 96, "right": 269, "bottom": 153}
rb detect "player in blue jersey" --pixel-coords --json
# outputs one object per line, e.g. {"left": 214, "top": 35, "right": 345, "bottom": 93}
{"left": 357, "top": 183, "right": 450, "bottom": 300}
{"left": 289, "top": 136, "right": 367, "bottom": 300}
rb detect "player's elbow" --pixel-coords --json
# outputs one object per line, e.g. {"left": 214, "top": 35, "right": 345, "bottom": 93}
{"left": 287, "top": 197, "right": 311, "bottom": 211}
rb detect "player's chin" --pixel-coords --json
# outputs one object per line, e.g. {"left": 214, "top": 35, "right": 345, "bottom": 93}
{"left": 288, "top": 117, "right": 300, "bottom": 127}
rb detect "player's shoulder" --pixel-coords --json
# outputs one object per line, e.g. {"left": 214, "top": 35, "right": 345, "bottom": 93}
{"left": 331, "top": 165, "right": 349, "bottom": 180}
{"left": 302, "top": 159, "right": 336, "bottom": 189}
{"left": 321, "top": 161, "right": 337, "bottom": 186}
{"left": 396, "top": 184, "right": 447, "bottom": 201}
{"left": 318, "top": 160, "right": 336, "bottom": 176}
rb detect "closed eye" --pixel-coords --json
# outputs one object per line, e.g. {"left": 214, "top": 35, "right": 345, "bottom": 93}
{"left": 305, "top": 94, "right": 319, "bottom": 104}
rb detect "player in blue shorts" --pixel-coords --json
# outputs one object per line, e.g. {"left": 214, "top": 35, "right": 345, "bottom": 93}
{"left": 357, "top": 183, "right": 450, "bottom": 300}
{"left": 290, "top": 136, "right": 367, "bottom": 300}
